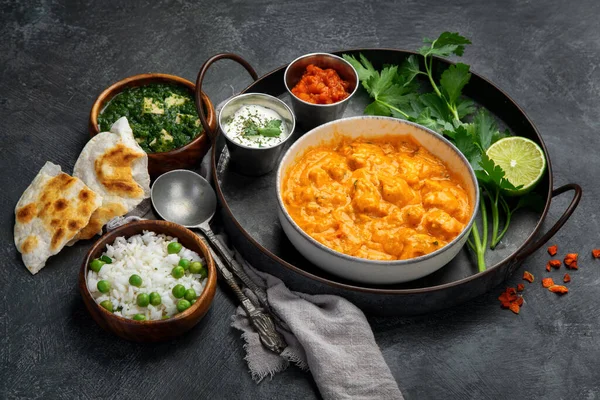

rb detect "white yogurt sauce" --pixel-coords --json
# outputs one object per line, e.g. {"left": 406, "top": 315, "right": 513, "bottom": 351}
{"left": 223, "top": 104, "right": 289, "bottom": 148}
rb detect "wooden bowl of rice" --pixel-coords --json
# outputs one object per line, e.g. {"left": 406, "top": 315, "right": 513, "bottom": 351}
{"left": 79, "top": 219, "right": 217, "bottom": 342}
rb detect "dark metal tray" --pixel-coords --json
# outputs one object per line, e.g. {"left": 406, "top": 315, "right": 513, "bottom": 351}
{"left": 196, "top": 50, "right": 581, "bottom": 316}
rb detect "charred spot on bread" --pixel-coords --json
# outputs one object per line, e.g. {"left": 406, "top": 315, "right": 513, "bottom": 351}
{"left": 21, "top": 235, "right": 39, "bottom": 254}
{"left": 94, "top": 143, "right": 144, "bottom": 198}
{"left": 16, "top": 203, "right": 37, "bottom": 224}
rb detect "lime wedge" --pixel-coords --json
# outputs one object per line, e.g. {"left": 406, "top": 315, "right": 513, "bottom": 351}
{"left": 486, "top": 136, "right": 546, "bottom": 195}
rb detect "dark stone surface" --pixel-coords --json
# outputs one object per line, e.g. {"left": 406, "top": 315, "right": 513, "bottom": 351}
{"left": 1, "top": 0, "right": 599, "bottom": 399}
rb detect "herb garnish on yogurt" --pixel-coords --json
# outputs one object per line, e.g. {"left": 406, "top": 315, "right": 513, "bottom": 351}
{"left": 223, "top": 105, "right": 289, "bottom": 148}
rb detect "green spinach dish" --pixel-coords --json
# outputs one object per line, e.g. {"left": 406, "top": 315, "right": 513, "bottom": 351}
{"left": 98, "top": 83, "right": 203, "bottom": 153}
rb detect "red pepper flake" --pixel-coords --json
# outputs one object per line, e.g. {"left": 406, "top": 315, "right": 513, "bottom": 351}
{"left": 548, "top": 285, "right": 569, "bottom": 294}
{"left": 498, "top": 287, "right": 524, "bottom": 313}
{"left": 547, "top": 245, "right": 558, "bottom": 256}
{"left": 592, "top": 249, "right": 600, "bottom": 259}
{"left": 563, "top": 273, "right": 571, "bottom": 283}
{"left": 548, "top": 260, "right": 561, "bottom": 269}
{"left": 517, "top": 283, "right": 525, "bottom": 292}
{"left": 546, "top": 263, "right": 551, "bottom": 272}
{"left": 523, "top": 271, "right": 534, "bottom": 283}
{"left": 514, "top": 297, "right": 524, "bottom": 306}
{"left": 509, "top": 302, "right": 520, "bottom": 314}
{"left": 567, "top": 261, "right": 579, "bottom": 270}
{"left": 564, "top": 253, "right": 578, "bottom": 267}
{"left": 542, "top": 277, "right": 555, "bottom": 288}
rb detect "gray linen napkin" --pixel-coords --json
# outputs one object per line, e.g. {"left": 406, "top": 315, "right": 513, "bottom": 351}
{"left": 224, "top": 245, "right": 403, "bottom": 399}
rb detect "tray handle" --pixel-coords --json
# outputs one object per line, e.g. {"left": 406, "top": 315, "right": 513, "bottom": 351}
{"left": 514, "top": 183, "right": 582, "bottom": 262}
{"left": 195, "top": 53, "right": 259, "bottom": 142}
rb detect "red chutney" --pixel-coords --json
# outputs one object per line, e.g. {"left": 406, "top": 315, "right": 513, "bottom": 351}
{"left": 291, "top": 64, "right": 350, "bottom": 104}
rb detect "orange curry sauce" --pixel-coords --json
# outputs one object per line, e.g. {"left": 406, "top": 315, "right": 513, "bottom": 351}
{"left": 291, "top": 64, "right": 350, "bottom": 104}
{"left": 282, "top": 135, "right": 472, "bottom": 261}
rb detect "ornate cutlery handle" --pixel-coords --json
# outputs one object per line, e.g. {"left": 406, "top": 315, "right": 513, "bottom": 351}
{"left": 201, "top": 228, "right": 271, "bottom": 310}
{"left": 195, "top": 232, "right": 287, "bottom": 354}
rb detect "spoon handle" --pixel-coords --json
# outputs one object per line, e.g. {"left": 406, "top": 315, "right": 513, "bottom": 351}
{"left": 201, "top": 229, "right": 272, "bottom": 308}
{"left": 195, "top": 232, "right": 287, "bottom": 354}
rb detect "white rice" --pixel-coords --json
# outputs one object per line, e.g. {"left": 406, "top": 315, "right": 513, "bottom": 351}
{"left": 87, "top": 230, "right": 206, "bottom": 320}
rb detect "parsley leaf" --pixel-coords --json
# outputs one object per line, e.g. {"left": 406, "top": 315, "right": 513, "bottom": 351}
{"left": 365, "top": 101, "right": 391, "bottom": 116}
{"left": 419, "top": 93, "right": 453, "bottom": 123}
{"left": 471, "top": 108, "right": 497, "bottom": 150}
{"left": 420, "top": 32, "right": 472, "bottom": 58}
{"left": 343, "top": 54, "right": 377, "bottom": 91}
{"left": 456, "top": 98, "right": 476, "bottom": 119}
{"left": 397, "top": 55, "right": 421, "bottom": 87}
{"left": 452, "top": 125, "right": 481, "bottom": 169}
{"left": 477, "top": 153, "right": 521, "bottom": 191}
{"left": 367, "top": 66, "right": 397, "bottom": 98}
{"left": 440, "top": 63, "right": 471, "bottom": 105}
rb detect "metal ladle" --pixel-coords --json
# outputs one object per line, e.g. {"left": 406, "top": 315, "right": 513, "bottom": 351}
{"left": 151, "top": 169, "right": 286, "bottom": 354}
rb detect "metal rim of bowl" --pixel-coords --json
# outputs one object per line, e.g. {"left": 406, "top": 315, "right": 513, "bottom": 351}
{"left": 79, "top": 220, "right": 217, "bottom": 325}
{"left": 217, "top": 92, "right": 297, "bottom": 150}
{"left": 283, "top": 52, "right": 360, "bottom": 108}
{"left": 275, "top": 115, "right": 481, "bottom": 267}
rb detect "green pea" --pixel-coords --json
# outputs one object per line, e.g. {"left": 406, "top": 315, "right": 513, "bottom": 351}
{"left": 184, "top": 289, "right": 197, "bottom": 302}
{"left": 162, "top": 315, "right": 169, "bottom": 320}
{"left": 89, "top": 259, "right": 105, "bottom": 273}
{"left": 189, "top": 261, "right": 203, "bottom": 274}
{"left": 149, "top": 292, "right": 161, "bottom": 306}
{"left": 190, "top": 299, "right": 197, "bottom": 305}
{"left": 99, "top": 255, "right": 112, "bottom": 264}
{"left": 178, "top": 258, "right": 191, "bottom": 270}
{"left": 133, "top": 314, "right": 146, "bottom": 321}
{"left": 176, "top": 299, "right": 191, "bottom": 313}
{"left": 97, "top": 280, "right": 110, "bottom": 293}
{"left": 99, "top": 300, "right": 113, "bottom": 312}
{"left": 136, "top": 293, "right": 150, "bottom": 307}
{"left": 198, "top": 266, "right": 208, "bottom": 279}
{"left": 172, "top": 284, "right": 186, "bottom": 298}
{"left": 129, "top": 274, "right": 142, "bottom": 287}
{"left": 171, "top": 266, "right": 185, "bottom": 279}
{"left": 167, "top": 242, "right": 183, "bottom": 254}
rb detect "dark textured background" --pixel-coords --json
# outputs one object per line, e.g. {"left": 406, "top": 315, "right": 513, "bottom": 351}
{"left": 1, "top": 0, "right": 600, "bottom": 399}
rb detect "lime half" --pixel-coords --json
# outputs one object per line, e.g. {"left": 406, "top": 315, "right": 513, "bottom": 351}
{"left": 486, "top": 136, "right": 546, "bottom": 195}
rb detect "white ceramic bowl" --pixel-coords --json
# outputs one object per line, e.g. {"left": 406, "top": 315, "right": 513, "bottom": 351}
{"left": 276, "top": 116, "right": 480, "bottom": 284}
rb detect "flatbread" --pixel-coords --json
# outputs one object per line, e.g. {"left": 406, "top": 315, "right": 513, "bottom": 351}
{"left": 72, "top": 117, "right": 150, "bottom": 240}
{"left": 14, "top": 162, "right": 102, "bottom": 274}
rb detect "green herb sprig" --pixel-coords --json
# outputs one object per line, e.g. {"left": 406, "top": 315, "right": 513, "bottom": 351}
{"left": 242, "top": 118, "right": 282, "bottom": 138}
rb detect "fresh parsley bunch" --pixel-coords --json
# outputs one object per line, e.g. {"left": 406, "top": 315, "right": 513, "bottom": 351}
{"left": 343, "top": 33, "right": 542, "bottom": 271}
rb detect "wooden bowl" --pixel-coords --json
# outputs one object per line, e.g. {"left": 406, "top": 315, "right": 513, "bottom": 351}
{"left": 79, "top": 220, "right": 217, "bottom": 342}
{"left": 89, "top": 73, "right": 217, "bottom": 178}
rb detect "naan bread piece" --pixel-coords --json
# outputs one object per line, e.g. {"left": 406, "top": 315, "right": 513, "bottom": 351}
{"left": 72, "top": 117, "right": 150, "bottom": 240}
{"left": 14, "top": 162, "right": 102, "bottom": 274}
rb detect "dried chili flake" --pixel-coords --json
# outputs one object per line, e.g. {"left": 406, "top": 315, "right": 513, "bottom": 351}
{"left": 564, "top": 253, "right": 578, "bottom": 267}
{"left": 563, "top": 273, "right": 571, "bottom": 283}
{"left": 509, "top": 302, "right": 520, "bottom": 314}
{"left": 542, "top": 277, "right": 555, "bottom": 288}
{"left": 567, "top": 261, "right": 579, "bottom": 270}
{"left": 547, "top": 245, "right": 558, "bottom": 256}
{"left": 548, "top": 285, "right": 569, "bottom": 294}
{"left": 517, "top": 283, "right": 525, "bottom": 292}
{"left": 592, "top": 249, "right": 600, "bottom": 259}
{"left": 523, "top": 271, "right": 534, "bottom": 283}
{"left": 498, "top": 287, "right": 521, "bottom": 309}
{"left": 514, "top": 297, "right": 524, "bottom": 306}
{"left": 548, "top": 260, "right": 561, "bottom": 269}
{"left": 546, "top": 264, "right": 551, "bottom": 272}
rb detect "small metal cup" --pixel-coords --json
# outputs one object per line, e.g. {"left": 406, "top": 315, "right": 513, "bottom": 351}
{"left": 284, "top": 53, "right": 359, "bottom": 130}
{"left": 218, "top": 93, "right": 296, "bottom": 176}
